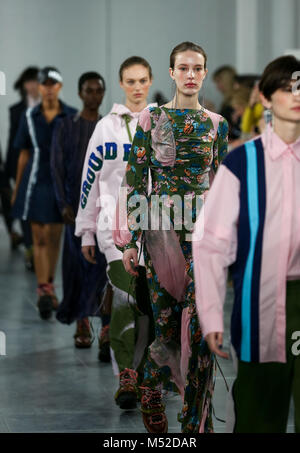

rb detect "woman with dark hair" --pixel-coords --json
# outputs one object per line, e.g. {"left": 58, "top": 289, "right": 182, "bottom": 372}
{"left": 11, "top": 67, "right": 77, "bottom": 320}
{"left": 4, "top": 67, "right": 40, "bottom": 259}
{"left": 193, "top": 55, "right": 300, "bottom": 433}
{"left": 115, "top": 42, "right": 228, "bottom": 433}
{"left": 51, "top": 71, "right": 108, "bottom": 353}
{"left": 75, "top": 57, "right": 155, "bottom": 410}
{"left": 7, "top": 67, "right": 40, "bottom": 181}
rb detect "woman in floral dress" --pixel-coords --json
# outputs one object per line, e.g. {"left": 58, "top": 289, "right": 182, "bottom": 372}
{"left": 115, "top": 42, "right": 228, "bottom": 433}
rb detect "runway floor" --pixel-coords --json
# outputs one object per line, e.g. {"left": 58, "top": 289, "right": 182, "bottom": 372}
{"left": 0, "top": 219, "right": 295, "bottom": 433}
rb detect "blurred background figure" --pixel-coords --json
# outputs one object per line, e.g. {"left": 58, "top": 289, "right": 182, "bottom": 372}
{"left": 11, "top": 66, "right": 77, "bottom": 321}
{"left": 5, "top": 67, "right": 40, "bottom": 269}
{"left": 229, "top": 81, "right": 266, "bottom": 149}
{"left": 213, "top": 65, "right": 238, "bottom": 141}
{"left": 234, "top": 74, "right": 260, "bottom": 91}
{"left": 0, "top": 142, "right": 22, "bottom": 249}
{"left": 51, "top": 71, "right": 109, "bottom": 358}
{"left": 229, "top": 86, "right": 252, "bottom": 148}
{"left": 152, "top": 90, "right": 168, "bottom": 106}
{"left": 240, "top": 81, "right": 265, "bottom": 137}
{"left": 213, "top": 67, "right": 266, "bottom": 148}
{"left": 7, "top": 67, "right": 40, "bottom": 182}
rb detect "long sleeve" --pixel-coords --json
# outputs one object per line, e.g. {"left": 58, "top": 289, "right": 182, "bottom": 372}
{"left": 5, "top": 107, "right": 18, "bottom": 179}
{"left": 211, "top": 117, "right": 229, "bottom": 174}
{"left": 13, "top": 111, "right": 31, "bottom": 151}
{"left": 7, "top": 108, "right": 15, "bottom": 157}
{"left": 124, "top": 109, "right": 151, "bottom": 250}
{"left": 75, "top": 122, "right": 104, "bottom": 246}
{"left": 50, "top": 118, "right": 68, "bottom": 213}
{"left": 192, "top": 163, "right": 240, "bottom": 337}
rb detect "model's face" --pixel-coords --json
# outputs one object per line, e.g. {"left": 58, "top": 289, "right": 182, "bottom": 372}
{"left": 79, "top": 79, "right": 105, "bottom": 111}
{"left": 170, "top": 50, "right": 207, "bottom": 97}
{"left": 120, "top": 64, "right": 152, "bottom": 105}
{"left": 261, "top": 81, "right": 300, "bottom": 123}
{"left": 23, "top": 80, "right": 39, "bottom": 99}
{"left": 39, "top": 80, "right": 62, "bottom": 102}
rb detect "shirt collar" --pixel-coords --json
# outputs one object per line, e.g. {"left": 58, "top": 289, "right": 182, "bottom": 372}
{"left": 262, "top": 123, "right": 300, "bottom": 161}
{"left": 109, "top": 102, "right": 157, "bottom": 119}
{"left": 32, "top": 100, "right": 71, "bottom": 118}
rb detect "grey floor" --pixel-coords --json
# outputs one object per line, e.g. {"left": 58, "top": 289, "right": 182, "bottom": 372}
{"left": 0, "top": 219, "right": 295, "bottom": 433}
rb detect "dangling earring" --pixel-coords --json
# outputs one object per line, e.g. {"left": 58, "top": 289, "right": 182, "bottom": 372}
{"left": 265, "top": 108, "right": 274, "bottom": 151}
{"left": 264, "top": 108, "right": 273, "bottom": 127}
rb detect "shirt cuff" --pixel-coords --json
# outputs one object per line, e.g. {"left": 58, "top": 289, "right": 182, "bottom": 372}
{"left": 81, "top": 232, "right": 96, "bottom": 247}
{"left": 201, "top": 317, "right": 224, "bottom": 339}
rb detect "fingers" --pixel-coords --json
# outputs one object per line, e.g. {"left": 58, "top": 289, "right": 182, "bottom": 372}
{"left": 205, "top": 332, "right": 229, "bottom": 360}
{"left": 63, "top": 215, "right": 73, "bottom": 224}
{"left": 82, "top": 246, "right": 97, "bottom": 264}
{"left": 89, "top": 246, "right": 97, "bottom": 264}
{"left": 62, "top": 206, "right": 75, "bottom": 224}
{"left": 123, "top": 257, "right": 138, "bottom": 277}
{"left": 68, "top": 210, "right": 75, "bottom": 224}
{"left": 65, "top": 214, "right": 75, "bottom": 224}
{"left": 11, "top": 191, "right": 16, "bottom": 207}
{"left": 123, "top": 249, "right": 139, "bottom": 277}
{"left": 133, "top": 254, "right": 138, "bottom": 268}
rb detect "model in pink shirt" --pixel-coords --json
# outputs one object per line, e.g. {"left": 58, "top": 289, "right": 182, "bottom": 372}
{"left": 193, "top": 55, "right": 300, "bottom": 433}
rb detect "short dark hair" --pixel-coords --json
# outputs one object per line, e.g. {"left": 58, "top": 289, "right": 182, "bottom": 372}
{"left": 78, "top": 71, "right": 106, "bottom": 93}
{"left": 119, "top": 56, "right": 152, "bottom": 81}
{"left": 14, "top": 66, "right": 39, "bottom": 92}
{"left": 259, "top": 55, "right": 300, "bottom": 100}
{"left": 235, "top": 74, "right": 260, "bottom": 90}
{"left": 213, "top": 65, "right": 237, "bottom": 80}
{"left": 170, "top": 42, "right": 207, "bottom": 70}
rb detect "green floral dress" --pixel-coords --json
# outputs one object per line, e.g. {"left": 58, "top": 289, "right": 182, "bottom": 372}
{"left": 124, "top": 106, "right": 228, "bottom": 433}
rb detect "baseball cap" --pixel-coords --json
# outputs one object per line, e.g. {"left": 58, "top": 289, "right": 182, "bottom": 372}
{"left": 38, "top": 67, "right": 63, "bottom": 84}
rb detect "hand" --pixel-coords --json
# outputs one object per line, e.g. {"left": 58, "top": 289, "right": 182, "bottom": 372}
{"left": 81, "top": 245, "right": 97, "bottom": 264}
{"left": 11, "top": 188, "right": 17, "bottom": 207}
{"left": 62, "top": 205, "right": 75, "bottom": 224}
{"left": 123, "top": 248, "right": 139, "bottom": 277}
{"left": 205, "top": 332, "right": 229, "bottom": 359}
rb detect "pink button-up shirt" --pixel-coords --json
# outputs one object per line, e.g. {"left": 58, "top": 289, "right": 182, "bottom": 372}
{"left": 193, "top": 125, "right": 300, "bottom": 363}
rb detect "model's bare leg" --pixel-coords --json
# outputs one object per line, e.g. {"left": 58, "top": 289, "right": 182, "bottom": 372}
{"left": 44, "top": 223, "right": 63, "bottom": 281}
{"left": 31, "top": 222, "right": 49, "bottom": 284}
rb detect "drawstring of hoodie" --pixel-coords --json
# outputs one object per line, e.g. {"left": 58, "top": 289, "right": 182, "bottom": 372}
{"left": 123, "top": 114, "right": 133, "bottom": 143}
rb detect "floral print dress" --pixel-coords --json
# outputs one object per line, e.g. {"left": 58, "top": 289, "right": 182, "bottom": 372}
{"left": 123, "top": 106, "right": 228, "bottom": 433}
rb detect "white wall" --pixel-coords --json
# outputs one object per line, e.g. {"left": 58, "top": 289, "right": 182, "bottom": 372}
{"left": 0, "top": 0, "right": 236, "bottom": 153}
{"left": 0, "top": 0, "right": 300, "bottom": 155}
